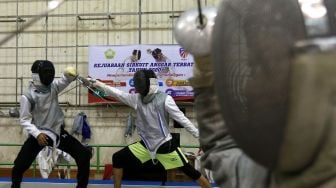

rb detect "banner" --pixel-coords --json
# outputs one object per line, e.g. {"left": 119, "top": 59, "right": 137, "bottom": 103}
{"left": 88, "top": 45, "right": 195, "bottom": 103}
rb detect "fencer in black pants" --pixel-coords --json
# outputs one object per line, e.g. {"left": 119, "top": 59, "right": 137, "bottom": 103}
{"left": 11, "top": 128, "right": 91, "bottom": 188}
{"left": 12, "top": 60, "right": 91, "bottom": 188}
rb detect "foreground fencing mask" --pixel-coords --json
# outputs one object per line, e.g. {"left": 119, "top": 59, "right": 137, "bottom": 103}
{"left": 212, "top": 0, "right": 336, "bottom": 170}
{"left": 31, "top": 60, "right": 55, "bottom": 86}
{"left": 133, "top": 69, "right": 157, "bottom": 96}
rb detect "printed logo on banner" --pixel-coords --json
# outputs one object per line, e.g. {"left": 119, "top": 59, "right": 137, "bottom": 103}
{"left": 179, "top": 48, "right": 189, "bottom": 59}
{"left": 104, "top": 49, "right": 116, "bottom": 59}
{"left": 173, "top": 80, "right": 190, "bottom": 86}
{"left": 129, "top": 88, "right": 136, "bottom": 94}
{"left": 165, "top": 78, "right": 190, "bottom": 87}
{"left": 166, "top": 89, "right": 176, "bottom": 97}
{"left": 166, "top": 78, "right": 174, "bottom": 87}
{"left": 166, "top": 89, "right": 192, "bottom": 97}
{"left": 129, "top": 79, "right": 134, "bottom": 87}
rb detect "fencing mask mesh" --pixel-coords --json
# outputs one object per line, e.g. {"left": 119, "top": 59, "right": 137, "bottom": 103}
{"left": 212, "top": 0, "right": 336, "bottom": 170}
{"left": 133, "top": 69, "right": 157, "bottom": 96}
{"left": 31, "top": 60, "right": 55, "bottom": 86}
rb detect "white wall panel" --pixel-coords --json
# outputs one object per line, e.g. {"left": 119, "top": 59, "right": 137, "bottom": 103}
{"left": 109, "top": 0, "right": 138, "bottom": 12}
{"left": 0, "top": 79, "right": 17, "bottom": 102}
{"left": 142, "top": 0, "right": 173, "bottom": 12}
{"left": 78, "top": 0, "right": 108, "bottom": 14}
{"left": 0, "top": 22, "right": 17, "bottom": 48}
{"left": 108, "top": 15, "right": 139, "bottom": 44}
{"left": 141, "top": 13, "right": 173, "bottom": 44}
{"left": 0, "top": 49, "right": 16, "bottom": 65}
{"left": 78, "top": 20, "right": 108, "bottom": 46}
{"left": 18, "top": 18, "right": 46, "bottom": 47}
{"left": 0, "top": 1, "right": 17, "bottom": 17}
{"left": 18, "top": 1, "right": 46, "bottom": 16}
{"left": 47, "top": 47, "right": 77, "bottom": 67}
{"left": 109, "top": 30, "right": 138, "bottom": 45}
{"left": 47, "top": 17, "right": 77, "bottom": 47}
{"left": 173, "top": 0, "right": 201, "bottom": 11}
{"left": 17, "top": 48, "right": 46, "bottom": 66}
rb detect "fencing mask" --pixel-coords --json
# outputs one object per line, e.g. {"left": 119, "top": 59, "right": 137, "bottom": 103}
{"left": 133, "top": 69, "right": 157, "bottom": 96}
{"left": 131, "top": 49, "right": 141, "bottom": 62}
{"left": 31, "top": 60, "right": 55, "bottom": 86}
{"left": 151, "top": 48, "right": 163, "bottom": 61}
{"left": 212, "top": 0, "right": 336, "bottom": 172}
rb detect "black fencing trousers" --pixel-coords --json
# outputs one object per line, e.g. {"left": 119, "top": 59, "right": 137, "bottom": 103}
{"left": 113, "top": 140, "right": 202, "bottom": 181}
{"left": 11, "top": 128, "right": 91, "bottom": 188}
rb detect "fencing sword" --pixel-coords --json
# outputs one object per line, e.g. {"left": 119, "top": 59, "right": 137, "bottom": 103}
{"left": 59, "top": 76, "right": 115, "bottom": 108}
{"left": 76, "top": 76, "right": 100, "bottom": 96}
{"left": 76, "top": 76, "right": 115, "bottom": 108}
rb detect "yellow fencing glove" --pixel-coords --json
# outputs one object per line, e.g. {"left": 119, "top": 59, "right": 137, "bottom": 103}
{"left": 64, "top": 66, "right": 77, "bottom": 80}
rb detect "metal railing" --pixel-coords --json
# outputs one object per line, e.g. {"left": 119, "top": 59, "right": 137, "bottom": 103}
{"left": 0, "top": 143, "right": 199, "bottom": 177}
